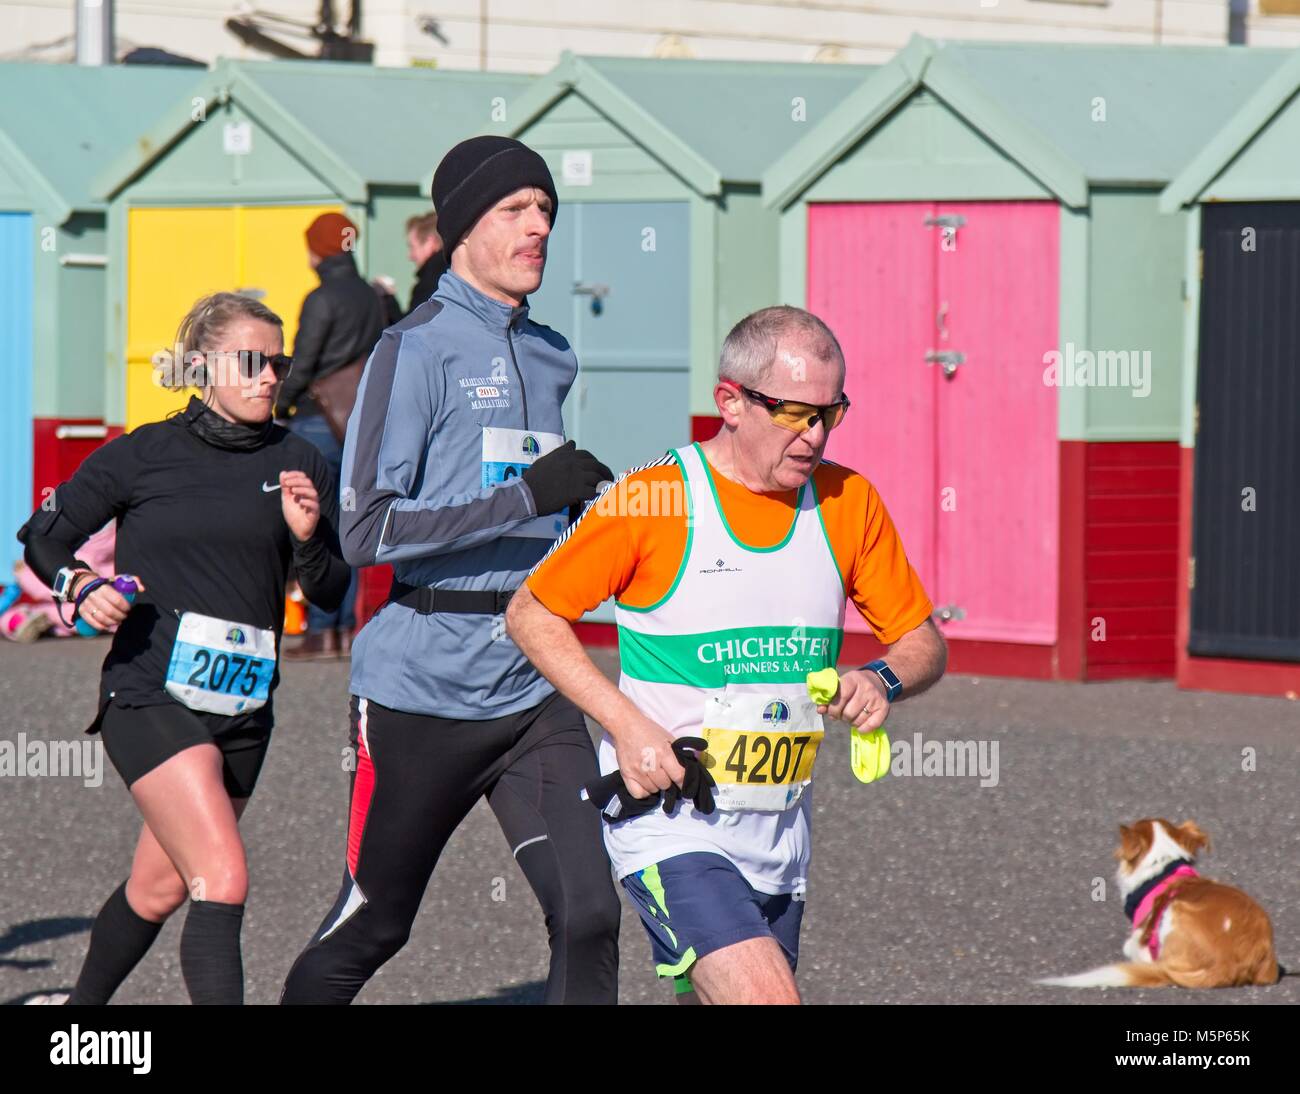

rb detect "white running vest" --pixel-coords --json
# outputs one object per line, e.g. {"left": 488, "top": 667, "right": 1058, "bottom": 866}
{"left": 602, "top": 443, "right": 846, "bottom": 894}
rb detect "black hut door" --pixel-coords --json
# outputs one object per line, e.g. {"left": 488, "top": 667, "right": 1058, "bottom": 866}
{"left": 1190, "top": 202, "right": 1300, "bottom": 662}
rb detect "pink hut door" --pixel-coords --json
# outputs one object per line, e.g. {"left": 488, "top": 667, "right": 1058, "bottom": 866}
{"left": 808, "top": 202, "right": 938, "bottom": 636}
{"left": 932, "top": 202, "right": 1059, "bottom": 644}
{"left": 807, "top": 200, "right": 1059, "bottom": 645}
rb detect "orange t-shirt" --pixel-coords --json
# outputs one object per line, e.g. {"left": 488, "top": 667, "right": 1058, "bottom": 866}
{"left": 527, "top": 450, "right": 933, "bottom": 645}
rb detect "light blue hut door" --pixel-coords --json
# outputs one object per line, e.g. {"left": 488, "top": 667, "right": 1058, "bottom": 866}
{"left": 532, "top": 201, "right": 690, "bottom": 474}
{"left": 529, "top": 201, "right": 691, "bottom": 621}
{"left": 0, "top": 213, "right": 33, "bottom": 573}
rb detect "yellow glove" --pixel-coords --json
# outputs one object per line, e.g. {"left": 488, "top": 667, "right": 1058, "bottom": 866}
{"left": 806, "top": 668, "right": 891, "bottom": 784}
{"left": 806, "top": 667, "right": 839, "bottom": 706}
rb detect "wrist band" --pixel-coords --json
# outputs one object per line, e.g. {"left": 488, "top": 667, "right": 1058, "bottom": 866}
{"left": 69, "top": 577, "right": 110, "bottom": 627}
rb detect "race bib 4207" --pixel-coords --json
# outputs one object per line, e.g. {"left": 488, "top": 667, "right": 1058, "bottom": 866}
{"left": 697, "top": 693, "right": 824, "bottom": 812}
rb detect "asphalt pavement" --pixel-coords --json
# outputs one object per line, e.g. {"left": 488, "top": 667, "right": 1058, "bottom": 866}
{"left": 1, "top": 637, "right": 1296, "bottom": 1005}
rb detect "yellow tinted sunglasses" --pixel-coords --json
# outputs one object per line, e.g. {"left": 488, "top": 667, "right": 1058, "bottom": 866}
{"left": 738, "top": 384, "right": 850, "bottom": 434}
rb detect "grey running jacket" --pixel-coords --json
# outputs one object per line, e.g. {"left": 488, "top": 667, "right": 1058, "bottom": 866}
{"left": 339, "top": 269, "right": 578, "bottom": 719}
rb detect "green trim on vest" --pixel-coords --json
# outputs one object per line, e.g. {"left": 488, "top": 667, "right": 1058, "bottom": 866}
{"left": 618, "top": 624, "right": 843, "bottom": 687}
{"left": 695, "top": 442, "right": 804, "bottom": 554}
{"left": 615, "top": 448, "right": 695, "bottom": 616}
{"left": 809, "top": 471, "right": 846, "bottom": 597}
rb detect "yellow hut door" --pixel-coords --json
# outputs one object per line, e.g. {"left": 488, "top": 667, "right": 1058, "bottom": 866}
{"left": 125, "top": 203, "right": 343, "bottom": 430}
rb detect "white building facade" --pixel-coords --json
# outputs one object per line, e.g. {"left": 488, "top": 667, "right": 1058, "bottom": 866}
{"left": 3, "top": 1, "right": 1299, "bottom": 68}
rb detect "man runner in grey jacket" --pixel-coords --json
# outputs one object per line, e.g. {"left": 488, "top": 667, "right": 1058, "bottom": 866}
{"left": 281, "top": 137, "right": 621, "bottom": 1005}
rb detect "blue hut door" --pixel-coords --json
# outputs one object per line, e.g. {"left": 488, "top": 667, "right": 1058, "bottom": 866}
{"left": 532, "top": 201, "right": 691, "bottom": 474}
{"left": 0, "top": 213, "right": 33, "bottom": 573}
{"left": 529, "top": 201, "right": 691, "bottom": 621}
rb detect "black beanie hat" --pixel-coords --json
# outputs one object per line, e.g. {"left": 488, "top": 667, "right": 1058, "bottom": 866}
{"left": 432, "top": 136, "right": 558, "bottom": 254}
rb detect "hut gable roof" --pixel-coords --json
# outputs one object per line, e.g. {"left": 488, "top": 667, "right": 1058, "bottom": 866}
{"left": 504, "top": 53, "right": 872, "bottom": 195}
{"left": 764, "top": 36, "right": 1289, "bottom": 210}
{"left": 94, "top": 60, "right": 532, "bottom": 203}
{"left": 1160, "top": 47, "right": 1300, "bottom": 211}
{"left": 0, "top": 62, "right": 197, "bottom": 221}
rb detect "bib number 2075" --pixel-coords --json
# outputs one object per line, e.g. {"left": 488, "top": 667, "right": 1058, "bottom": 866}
{"left": 164, "top": 611, "right": 276, "bottom": 716}
{"left": 186, "top": 649, "right": 262, "bottom": 697}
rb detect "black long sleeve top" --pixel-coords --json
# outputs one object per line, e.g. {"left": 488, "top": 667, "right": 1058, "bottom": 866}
{"left": 17, "top": 397, "right": 350, "bottom": 720}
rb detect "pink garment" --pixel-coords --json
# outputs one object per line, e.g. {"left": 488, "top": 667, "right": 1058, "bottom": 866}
{"left": 1135, "top": 864, "right": 1199, "bottom": 960}
{"left": 12, "top": 523, "right": 117, "bottom": 637}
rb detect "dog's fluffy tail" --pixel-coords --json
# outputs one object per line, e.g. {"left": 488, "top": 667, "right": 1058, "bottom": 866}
{"left": 1036, "top": 963, "right": 1172, "bottom": 989}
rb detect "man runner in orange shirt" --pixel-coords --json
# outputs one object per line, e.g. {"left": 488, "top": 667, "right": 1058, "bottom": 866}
{"left": 507, "top": 306, "right": 947, "bottom": 1004}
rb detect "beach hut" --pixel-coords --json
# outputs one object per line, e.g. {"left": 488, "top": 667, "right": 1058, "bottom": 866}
{"left": 763, "top": 36, "right": 1288, "bottom": 681}
{"left": 94, "top": 59, "right": 532, "bottom": 432}
{"left": 1159, "top": 51, "right": 1300, "bottom": 698}
{"left": 0, "top": 62, "right": 195, "bottom": 572}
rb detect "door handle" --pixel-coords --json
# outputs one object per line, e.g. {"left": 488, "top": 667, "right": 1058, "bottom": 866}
{"left": 55, "top": 424, "right": 109, "bottom": 440}
{"left": 572, "top": 281, "right": 609, "bottom": 316}
{"left": 925, "top": 350, "right": 965, "bottom": 378}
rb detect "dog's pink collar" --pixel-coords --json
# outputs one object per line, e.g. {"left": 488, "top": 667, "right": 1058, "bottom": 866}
{"left": 1134, "top": 865, "right": 1198, "bottom": 959}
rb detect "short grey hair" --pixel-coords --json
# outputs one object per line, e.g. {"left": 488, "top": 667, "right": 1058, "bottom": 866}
{"left": 718, "top": 305, "right": 845, "bottom": 388}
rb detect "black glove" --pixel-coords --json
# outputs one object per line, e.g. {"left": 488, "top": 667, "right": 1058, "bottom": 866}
{"left": 522, "top": 440, "right": 614, "bottom": 516}
{"left": 582, "top": 770, "right": 663, "bottom": 823}
{"left": 661, "top": 737, "right": 716, "bottom": 816}
{"left": 581, "top": 737, "right": 716, "bottom": 822}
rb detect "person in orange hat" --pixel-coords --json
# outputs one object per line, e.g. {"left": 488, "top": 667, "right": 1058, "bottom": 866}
{"left": 276, "top": 212, "right": 385, "bottom": 660}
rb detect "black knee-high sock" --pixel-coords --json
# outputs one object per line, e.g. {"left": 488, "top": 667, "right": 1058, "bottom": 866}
{"left": 180, "top": 900, "right": 245, "bottom": 1005}
{"left": 67, "top": 881, "right": 165, "bottom": 1005}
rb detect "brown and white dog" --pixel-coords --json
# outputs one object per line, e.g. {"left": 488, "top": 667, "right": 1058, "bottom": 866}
{"left": 1039, "top": 819, "right": 1279, "bottom": 989}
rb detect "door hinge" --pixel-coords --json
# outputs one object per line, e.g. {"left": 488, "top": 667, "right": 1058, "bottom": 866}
{"left": 933, "top": 604, "right": 966, "bottom": 624}
{"left": 924, "top": 213, "right": 965, "bottom": 252}
{"left": 1188, "top": 556, "right": 1196, "bottom": 590}
{"left": 1193, "top": 402, "right": 1199, "bottom": 436}
{"left": 1197, "top": 248, "right": 1203, "bottom": 280}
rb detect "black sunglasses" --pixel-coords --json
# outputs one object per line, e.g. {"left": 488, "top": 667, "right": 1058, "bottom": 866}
{"left": 738, "top": 384, "right": 851, "bottom": 434}
{"left": 204, "top": 349, "right": 294, "bottom": 382}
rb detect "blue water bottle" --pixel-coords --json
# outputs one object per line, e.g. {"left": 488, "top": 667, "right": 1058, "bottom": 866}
{"left": 75, "top": 575, "right": 138, "bottom": 636}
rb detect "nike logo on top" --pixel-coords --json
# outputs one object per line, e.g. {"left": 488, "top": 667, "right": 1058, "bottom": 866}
{"left": 262, "top": 482, "right": 281, "bottom": 492}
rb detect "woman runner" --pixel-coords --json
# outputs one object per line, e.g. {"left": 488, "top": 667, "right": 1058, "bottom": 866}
{"left": 18, "top": 292, "right": 349, "bottom": 1004}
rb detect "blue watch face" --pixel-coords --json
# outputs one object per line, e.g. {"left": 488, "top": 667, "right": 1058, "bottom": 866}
{"left": 868, "top": 660, "right": 902, "bottom": 699}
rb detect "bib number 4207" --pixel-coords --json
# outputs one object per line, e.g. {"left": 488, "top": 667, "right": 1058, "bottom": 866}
{"left": 724, "top": 733, "right": 814, "bottom": 785}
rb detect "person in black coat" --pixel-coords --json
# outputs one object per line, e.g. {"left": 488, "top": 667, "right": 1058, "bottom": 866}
{"left": 274, "top": 213, "right": 385, "bottom": 423}
{"left": 405, "top": 210, "right": 447, "bottom": 315}
{"left": 276, "top": 212, "right": 383, "bottom": 659}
